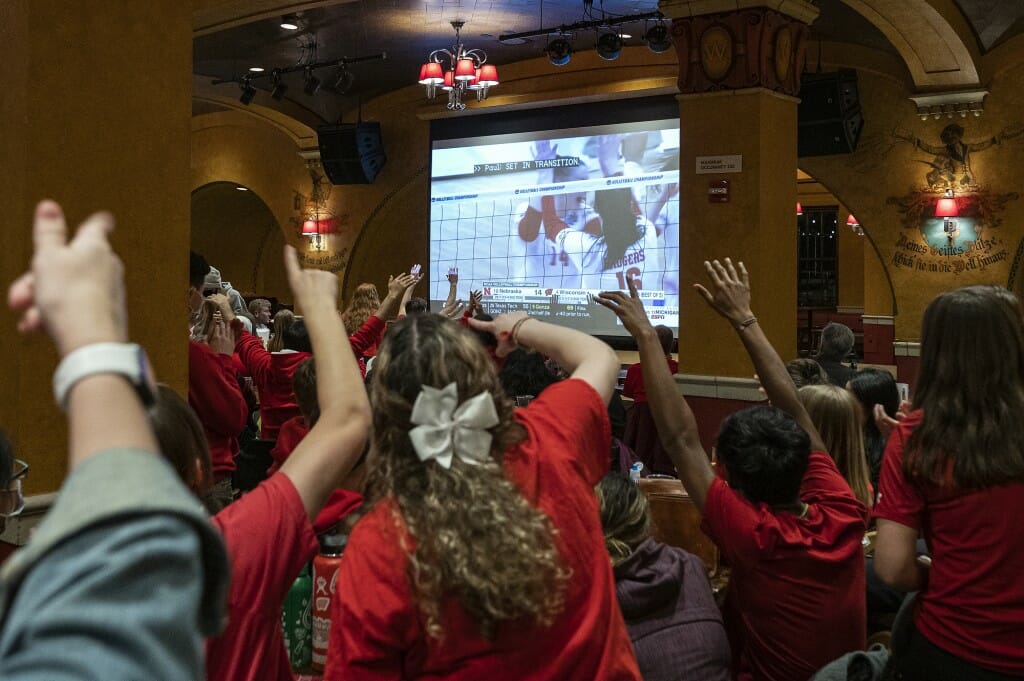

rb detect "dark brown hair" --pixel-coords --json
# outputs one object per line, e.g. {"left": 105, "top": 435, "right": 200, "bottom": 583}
{"left": 906, "top": 285, "right": 1024, "bottom": 488}
{"left": 292, "top": 357, "right": 319, "bottom": 427}
{"left": 148, "top": 384, "right": 212, "bottom": 499}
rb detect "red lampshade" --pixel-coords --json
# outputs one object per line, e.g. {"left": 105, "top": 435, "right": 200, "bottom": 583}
{"left": 477, "top": 63, "right": 499, "bottom": 86}
{"left": 454, "top": 58, "right": 476, "bottom": 81}
{"left": 846, "top": 213, "right": 859, "bottom": 226}
{"left": 418, "top": 62, "right": 444, "bottom": 85}
{"left": 935, "top": 197, "right": 958, "bottom": 218}
{"left": 467, "top": 68, "right": 482, "bottom": 89}
{"left": 441, "top": 70, "right": 454, "bottom": 91}
{"left": 796, "top": 202, "right": 803, "bottom": 216}
{"left": 301, "top": 219, "right": 319, "bottom": 236}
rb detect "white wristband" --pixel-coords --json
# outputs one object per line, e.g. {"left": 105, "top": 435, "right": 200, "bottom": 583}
{"left": 53, "top": 342, "right": 155, "bottom": 411}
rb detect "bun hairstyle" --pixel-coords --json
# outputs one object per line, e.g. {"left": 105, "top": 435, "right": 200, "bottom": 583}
{"left": 365, "top": 314, "right": 568, "bottom": 640}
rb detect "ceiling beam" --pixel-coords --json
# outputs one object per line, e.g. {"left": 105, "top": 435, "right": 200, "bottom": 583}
{"left": 193, "top": 0, "right": 358, "bottom": 37}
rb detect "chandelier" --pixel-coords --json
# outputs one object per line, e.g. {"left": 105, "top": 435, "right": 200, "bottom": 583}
{"left": 418, "top": 21, "right": 500, "bottom": 111}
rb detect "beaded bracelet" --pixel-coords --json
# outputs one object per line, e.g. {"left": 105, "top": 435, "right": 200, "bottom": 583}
{"left": 737, "top": 316, "right": 758, "bottom": 332}
{"left": 510, "top": 316, "right": 535, "bottom": 348}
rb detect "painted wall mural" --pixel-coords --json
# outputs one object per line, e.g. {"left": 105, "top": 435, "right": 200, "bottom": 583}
{"left": 885, "top": 123, "right": 1024, "bottom": 275}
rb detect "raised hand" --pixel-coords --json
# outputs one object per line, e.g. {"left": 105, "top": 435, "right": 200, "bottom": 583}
{"left": 594, "top": 279, "right": 653, "bottom": 339}
{"left": 467, "top": 311, "right": 528, "bottom": 357}
{"left": 206, "top": 292, "right": 235, "bottom": 321}
{"left": 8, "top": 200, "right": 126, "bottom": 357}
{"left": 469, "top": 289, "right": 484, "bottom": 315}
{"left": 533, "top": 140, "right": 558, "bottom": 161}
{"left": 388, "top": 272, "right": 418, "bottom": 296}
{"left": 446, "top": 267, "right": 458, "bottom": 285}
{"left": 409, "top": 263, "right": 422, "bottom": 277}
{"left": 694, "top": 258, "right": 754, "bottom": 327}
{"left": 207, "top": 319, "right": 234, "bottom": 356}
{"left": 874, "top": 400, "right": 912, "bottom": 440}
{"left": 284, "top": 246, "right": 338, "bottom": 312}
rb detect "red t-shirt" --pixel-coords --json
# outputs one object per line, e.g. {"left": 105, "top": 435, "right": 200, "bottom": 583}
{"left": 621, "top": 358, "right": 678, "bottom": 404}
{"left": 874, "top": 411, "right": 1024, "bottom": 675}
{"left": 701, "top": 451, "right": 868, "bottom": 681}
{"left": 207, "top": 473, "right": 319, "bottom": 681}
{"left": 188, "top": 340, "right": 248, "bottom": 477}
{"left": 323, "top": 379, "right": 640, "bottom": 680}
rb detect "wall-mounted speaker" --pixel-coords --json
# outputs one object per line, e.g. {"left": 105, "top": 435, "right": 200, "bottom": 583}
{"left": 798, "top": 69, "right": 864, "bottom": 157}
{"left": 318, "top": 122, "right": 386, "bottom": 184}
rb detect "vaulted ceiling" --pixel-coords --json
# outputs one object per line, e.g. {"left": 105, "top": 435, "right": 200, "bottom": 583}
{"left": 192, "top": 1, "right": 1024, "bottom": 124}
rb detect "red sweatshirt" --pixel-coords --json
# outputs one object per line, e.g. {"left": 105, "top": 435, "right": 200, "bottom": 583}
{"left": 188, "top": 340, "right": 248, "bottom": 478}
{"left": 233, "top": 315, "right": 386, "bottom": 440}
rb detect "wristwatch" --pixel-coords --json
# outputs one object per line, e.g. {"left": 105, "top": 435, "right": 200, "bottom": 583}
{"left": 53, "top": 342, "right": 157, "bottom": 411}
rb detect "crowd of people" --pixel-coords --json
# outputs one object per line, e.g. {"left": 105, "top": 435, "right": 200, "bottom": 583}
{"left": 0, "top": 199, "right": 1021, "bottom": 681}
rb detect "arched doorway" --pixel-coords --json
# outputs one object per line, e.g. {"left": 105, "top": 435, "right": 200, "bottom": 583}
{"left": 797, "top": 168, "right": 897, "bottom": 360}
{"left": 191, "top": 181, "right": 289, "bottom": 300}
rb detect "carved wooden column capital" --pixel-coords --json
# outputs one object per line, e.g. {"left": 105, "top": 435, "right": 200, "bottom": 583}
{"left": 659, "top": 1, "right": 819, "bottom": 96}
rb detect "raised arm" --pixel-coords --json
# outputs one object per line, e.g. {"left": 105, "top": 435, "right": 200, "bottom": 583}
{"left": 376, "top": 272, "right": 420, "bottom": 323}
{"left": 596, "top": 282, "right": 714, "bottom": 510}
{"left": 278, "top": 247, "right": 372, "bottom": 520}
{"left": 468, "top": 312, "right": 619, "bottom": 403}
{"left": 440, "top": 267, "right": 458, "bottom": 310}
{"left": 8, "top": 202, "right": 157, "bottom": 468}
{"left": 399, "top": 264, "right": 421, "bottom": 316}
{"left": 695, "top": 258, "right": 826, "bottom": 453}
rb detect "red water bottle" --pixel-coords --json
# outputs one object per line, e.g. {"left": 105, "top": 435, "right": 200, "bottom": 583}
{"left": 311, "top": 532, "right": 347, "bottom": 672}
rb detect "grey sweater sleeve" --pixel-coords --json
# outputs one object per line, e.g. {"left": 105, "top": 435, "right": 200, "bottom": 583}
{"left": 0, "top": 515, "right": 209, "bottom": 680}
{"left": 0, "top": 449, "right": 229, "bottom": 637}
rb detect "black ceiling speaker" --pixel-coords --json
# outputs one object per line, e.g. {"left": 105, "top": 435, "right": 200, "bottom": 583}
{"left": 318, "top": 122, "right": 386, "bottom": 185}
{"left": 798, "top": 69, "right": 864, "bottom": 157}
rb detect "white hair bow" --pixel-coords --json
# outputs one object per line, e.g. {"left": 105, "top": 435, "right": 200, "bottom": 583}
{"left": 409, "top": 383, "right": 499, "bottom": 469}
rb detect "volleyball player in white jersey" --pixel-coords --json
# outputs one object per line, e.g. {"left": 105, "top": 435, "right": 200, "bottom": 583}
{"left": 549, "top": 186, "right": 666, "bottom": 292}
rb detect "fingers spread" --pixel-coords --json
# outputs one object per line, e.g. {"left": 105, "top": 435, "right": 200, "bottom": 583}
{"left": 738, "top": 261, "right": 750, "bottom": 286}
{"left": 33, "top": 200, "right": 68, "bottom": 252}
{"left": 693, "top": 283, "right": 713, "bottom": 304}
{"left": 703, "top": 260, "right": 723, "bottom": 286}
{"left": 724, "top": 257, "right": 738, "bottom": 282}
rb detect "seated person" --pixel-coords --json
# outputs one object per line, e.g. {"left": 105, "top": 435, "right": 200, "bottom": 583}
{"left": 596, "top": 473, "right": 731, "bottom": 681}
{"left": 597, "top": 260, "right": 867, "bottom": 681}
{"left": 622, "top": 324, "right": 678, "bottom": 476}
{"left": 815, "top": 323, "right": 856, "bottom": 387}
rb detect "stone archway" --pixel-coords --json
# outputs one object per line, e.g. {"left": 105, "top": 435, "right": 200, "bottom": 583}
{"left": 191, "top": 181, "right": 289, "bottom": 298}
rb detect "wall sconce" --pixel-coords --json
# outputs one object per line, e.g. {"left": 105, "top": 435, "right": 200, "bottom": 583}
{"left": 796, "top": 202, "right": 803, "bottom": 216}
{"left": 935, "top": 189, "right": 959, "bottom": 242}
{"left": 846, "top": 213, "right": 864, "bottom": 236}
{"left": 301, "top": 170, "right": 335, "bottom": 252}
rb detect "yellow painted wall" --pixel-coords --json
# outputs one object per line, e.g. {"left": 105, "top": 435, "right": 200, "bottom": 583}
{"left": 801, "top": 60, "right": 1024, "bottom": 339}
{"left": 0, "top": 0, "right": 192, "bottom": 494}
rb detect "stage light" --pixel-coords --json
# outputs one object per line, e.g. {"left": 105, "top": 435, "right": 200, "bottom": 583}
{"left": 645, "top": 23, "right": 671, "bottom": 53}
{"left": 545, "top": 37, "right": 573, "bottom": 66}
{"left": 596, "top": 32, "right": 623, "bottom": 60}
{"left": 331, "top": 67, "right": 355, "bottom": 95}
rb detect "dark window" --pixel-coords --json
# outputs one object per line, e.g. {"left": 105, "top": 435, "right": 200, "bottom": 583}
{"left": 797, "top": 206, "right": 838, "bottom": 308}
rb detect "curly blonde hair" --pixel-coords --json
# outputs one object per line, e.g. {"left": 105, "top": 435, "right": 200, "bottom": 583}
{"left": 342, "top": 283, "right": 380, "bottom": 336}
{"left": 365, "top": 314, "right": 569, "bottom": 640}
